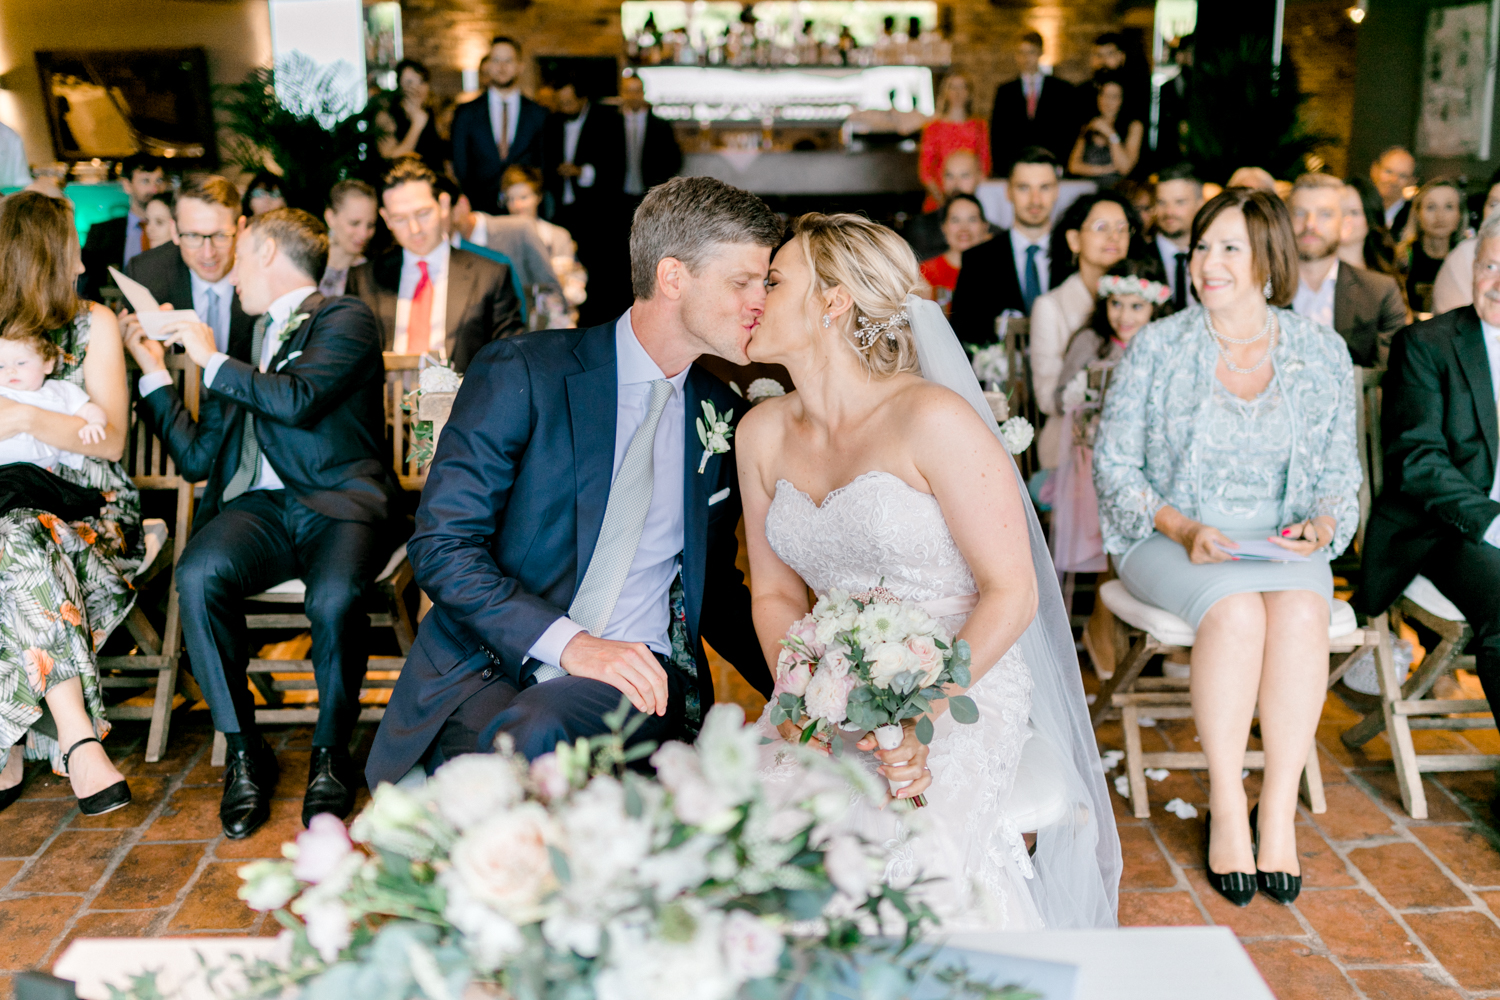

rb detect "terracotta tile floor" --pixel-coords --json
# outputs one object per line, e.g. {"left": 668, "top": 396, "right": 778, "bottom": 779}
{"left": 2, "top": 679, "right": 1499, "bottom": 1000}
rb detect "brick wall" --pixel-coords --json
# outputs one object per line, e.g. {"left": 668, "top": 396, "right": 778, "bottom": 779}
{"left": 1284, "top": 0, "right": 1360, "bottom": 178}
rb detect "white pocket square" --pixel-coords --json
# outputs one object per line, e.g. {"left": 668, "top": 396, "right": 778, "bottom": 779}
{"left": 708, "top": 487, "right": 731, "bottom": 506}
{"left": 274, "top": 351, "right": 302, "bottom": 372}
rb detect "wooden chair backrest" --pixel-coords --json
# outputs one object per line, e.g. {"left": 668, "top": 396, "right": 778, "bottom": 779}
{"left": 384, "top": 353, "right": 426, "bottom": 491}
{"left": 1353, "top": 366, "right": 1384, "bottom": 554}
{"left": 126, "top": 353, "right": 199, "bottom": 491}
{"left": 1001, "top": 316, "right": 1039, "bottom": 478}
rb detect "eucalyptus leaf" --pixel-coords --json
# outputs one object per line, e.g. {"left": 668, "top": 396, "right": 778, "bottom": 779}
{"left": 948, "top": 695, "right": 980, "bottom": 724}
{"left": 915, "top": 714, "right": 934, "bottom": 745}
{"left": 548, "top": 845, "right": 572, "bottom": 884}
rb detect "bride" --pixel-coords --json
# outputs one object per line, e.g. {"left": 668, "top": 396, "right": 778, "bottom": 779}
{"left": 736, "top": 213, "right": 1120, "bottom": 931}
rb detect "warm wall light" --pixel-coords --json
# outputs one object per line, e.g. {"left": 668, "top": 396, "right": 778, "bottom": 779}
{"left": 1347, "top": 1, "right": 1367, "bottom": 23}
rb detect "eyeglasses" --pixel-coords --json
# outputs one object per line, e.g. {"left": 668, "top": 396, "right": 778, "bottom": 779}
{"left": 1084, "top": 221, "right": 1133, "bottom": 236}
{"left": 178, "top": 232, "right": 236, "bottom": 249}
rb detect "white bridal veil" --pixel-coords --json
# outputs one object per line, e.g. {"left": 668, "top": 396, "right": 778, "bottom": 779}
{"left": 906, "top": 294, "right": 1122, "bottom": 929}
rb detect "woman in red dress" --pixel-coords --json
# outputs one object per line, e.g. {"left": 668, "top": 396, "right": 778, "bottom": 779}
{"left": 919, "top": 74, "right": 991, "bottom": 213}
{"left": 919, "top": 194, "right": 992, "bottom": 315}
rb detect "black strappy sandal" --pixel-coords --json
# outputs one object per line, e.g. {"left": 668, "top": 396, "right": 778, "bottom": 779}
{"left": 1250, "top": 803, "right": 1302, "bottom": 905}
{"left": 62, "top": 737, "right": 131, "bottom": 816}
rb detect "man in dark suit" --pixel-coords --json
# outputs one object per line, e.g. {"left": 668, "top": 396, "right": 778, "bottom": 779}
{"left": 366, "top": 178, "right": 811, "bottom": 789}
{"left": 1359, "top": 220, "right": 1500, "bottom": 788}
{"left": 1371, "top": 146, "right": 1417, "bottom": 238}
{"left": 451, "top": 36, "right": 549, "bottom": 214}
{"left": 617, "top": 73, "right": 683, "bottom": 204}
{"left": 81, "top": 155, "right": 168, "bottom": 300}
{"left": 949, "top": 148, "right": 1060, "bottom": 345}
{"left": 990, "top": 32, "right": 1077, "bottom": 175}
{"left": 119, "top": 175, "right": 256, "bottom": 364}
{"left": 1289, "top": 173, "right": 1407, "bottom": 367}
{"left": 124, "top": 209, "right": 403, "bottom": 838}
{"left": 347, "top": 159, "right": 524, "bottom": 372}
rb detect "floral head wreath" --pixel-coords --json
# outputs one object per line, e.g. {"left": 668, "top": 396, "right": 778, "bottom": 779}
{"left": 855, "top": 308, "right": 910, "bottom": 348}
{"left": 1097, "top": 274, "right": 1171, "bottom": 306}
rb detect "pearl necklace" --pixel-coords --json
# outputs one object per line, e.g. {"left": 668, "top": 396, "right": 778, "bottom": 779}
{"left": 1207, "top": 311, "right": 1278, "bottom": 375}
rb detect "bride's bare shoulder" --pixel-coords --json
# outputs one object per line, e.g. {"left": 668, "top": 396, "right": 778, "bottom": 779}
{"left": 891, "top": 378, "right": 988, "bottom": 429}
{"left": 736, "top": 389, "right": 799, "bottom": 447}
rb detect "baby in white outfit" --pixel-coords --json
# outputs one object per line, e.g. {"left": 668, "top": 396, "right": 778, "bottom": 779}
{"left": 0, "top": 334, "right": 108, "bottom": 471}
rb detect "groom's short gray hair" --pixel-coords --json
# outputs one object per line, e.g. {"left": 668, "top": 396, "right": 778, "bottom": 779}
{"left": 630, "top": 177, "right": 783, "bottom": 299}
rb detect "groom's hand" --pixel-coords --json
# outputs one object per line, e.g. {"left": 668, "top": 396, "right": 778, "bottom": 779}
{"left": 559, "top": 633, "right": 670, "bottom": 716}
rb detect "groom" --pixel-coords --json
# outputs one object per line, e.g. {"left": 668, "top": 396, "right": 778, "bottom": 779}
{"left": 366, "top": 177, "right": 780, "bottom": 786}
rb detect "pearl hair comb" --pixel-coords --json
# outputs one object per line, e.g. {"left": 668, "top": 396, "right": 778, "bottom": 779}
{"left": 855, "top": 308, "right": 910, "bottom": 347}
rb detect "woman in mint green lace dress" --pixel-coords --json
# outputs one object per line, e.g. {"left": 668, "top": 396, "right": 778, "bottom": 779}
{"left": 0, "top": 192, "right": 140, "bottom": 813}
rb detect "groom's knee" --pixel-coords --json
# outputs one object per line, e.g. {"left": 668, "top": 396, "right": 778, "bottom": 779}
{"left": 479, "top": 686, "right": 580, "bottom": 761}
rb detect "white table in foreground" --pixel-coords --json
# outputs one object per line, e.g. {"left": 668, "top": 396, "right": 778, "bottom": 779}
{"left": 55, "top": 927, "right": 1271, "bottom": 1000}
{"left": 945, "top": 927, "right": 1273, "bottom": 1000}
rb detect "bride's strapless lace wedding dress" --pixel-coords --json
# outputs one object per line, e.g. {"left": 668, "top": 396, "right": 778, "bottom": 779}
{"left": 757, "top": 470, "right": 1043, "bottom": 931}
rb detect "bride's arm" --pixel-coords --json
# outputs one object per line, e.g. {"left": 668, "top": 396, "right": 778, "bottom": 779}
{"left": 735, "top": 403, "right": 812, "bottom": 672}
{"left": 912, "top": 389, "right": 1039, "bottom": 714}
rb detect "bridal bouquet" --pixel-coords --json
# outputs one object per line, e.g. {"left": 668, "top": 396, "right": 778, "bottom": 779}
{"left": 229, "top": 703, "right": 1013, "bottom": 1000}
{"left": 767, "top": 588, "right": 978, "bottom": 807}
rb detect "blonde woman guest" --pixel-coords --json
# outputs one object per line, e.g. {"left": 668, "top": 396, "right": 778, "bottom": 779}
{"left": 1398, "top": 177, "right": 1466, "bottom": 314}
{"left": 1030, "top": 191, "right": 1137, "bottom": 471}
{"left": 320, "top": 179, "right": 378, "bottom": 296}
{"left": 918, "top": 194, "right": 992, "bottom": 315}
{"left": 918, "top": 74, "right": 990, "bottom": 213}
{"left": 1094, "top": 188, "right": 1360, "bottom": 909}
{"left": 503, "top": 165, "right": 586, "bottom": 307}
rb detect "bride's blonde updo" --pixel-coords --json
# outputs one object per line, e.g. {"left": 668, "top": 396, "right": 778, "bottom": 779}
{"left": 790, "top": 213, "right": 922, "bottom": 378}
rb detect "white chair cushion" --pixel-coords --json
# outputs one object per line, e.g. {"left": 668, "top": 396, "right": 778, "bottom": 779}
{"left": 1001, "top": 725, "right": 1071, "bottom": 832}
{"left": 250, "top": 543, "right": 408, "bottom": 601}
{"left": 1099, "top": 580, "right": 1358, "bottom": 647}
{"left": 1403, "top": 573, "right": 1465, "bottom": 623}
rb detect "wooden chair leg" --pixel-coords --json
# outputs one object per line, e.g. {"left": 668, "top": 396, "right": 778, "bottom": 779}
{"left": 1301, "top": 739, "right": 1327, "bottom": 814}
{"left": 1122, "top": 703, "right": 1150, "bottom": 819}
{"left": 1375, "top": 613, "right": 1427, "bottom": 820}
{"left": 143, "top": 659, "right": 178, "bottom": 763}
{"left": 1091, "top": 633, "right": 1156, "bottom": 728}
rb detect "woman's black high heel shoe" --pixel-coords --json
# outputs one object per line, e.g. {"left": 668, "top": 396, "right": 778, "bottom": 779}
{"left": 0, "top": 770, "right": 22, "bottom": 813}
{"left": 62, "top": 737, "right": 131, "bottom": 817}
{"left": 1204, "top": 810, "right": 1257, "bottom": 907}
{"left": 1250, "top": 803, "right": 1302, "bottom": 905}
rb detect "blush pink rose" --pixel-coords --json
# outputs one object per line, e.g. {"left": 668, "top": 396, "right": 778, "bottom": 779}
{"left": 906, "top": 635, "right": 944, "bottom": 687}
{"left": 786, "top": 614, "right": 825, "bottom": 658}
{"left": 773, "top": 648, "right": 813, "bottom": 698}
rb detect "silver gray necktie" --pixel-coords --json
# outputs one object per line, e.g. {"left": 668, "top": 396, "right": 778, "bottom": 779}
{"left": 203, "top": 288, "right": 223, "bottom": 353}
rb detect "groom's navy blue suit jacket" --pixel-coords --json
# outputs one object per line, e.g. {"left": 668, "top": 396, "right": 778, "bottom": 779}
{"left": 365, "top": 318, "right": 773, "bottom": 787}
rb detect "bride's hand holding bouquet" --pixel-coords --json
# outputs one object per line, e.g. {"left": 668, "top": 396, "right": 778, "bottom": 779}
{"left": 768, "top": 587, "right": 978, "bottom": 807}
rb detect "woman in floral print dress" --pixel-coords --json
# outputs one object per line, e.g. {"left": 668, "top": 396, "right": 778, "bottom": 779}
{"left": 0, "top": 192, "right": 140, "bottom": 814}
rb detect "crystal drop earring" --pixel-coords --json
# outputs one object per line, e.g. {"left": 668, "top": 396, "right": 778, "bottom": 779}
{"left": 1262, "top": 278, "right": 1273, "bottom": 299}
{"left": 822, "top": 314, "right": 831, "bottom": 328}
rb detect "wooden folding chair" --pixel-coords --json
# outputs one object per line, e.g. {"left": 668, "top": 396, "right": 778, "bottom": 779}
{"left": 1087, "top": 366, "right": 1384, "bottom": 819}
{"left": 100, "top": 354, "right": 200, "bottom": 762}
{"left": 1000, "top": 314, "right": 1039, "bottom": 481}
{"left": 209, "top": 357, "right": 428, "bottom": 765}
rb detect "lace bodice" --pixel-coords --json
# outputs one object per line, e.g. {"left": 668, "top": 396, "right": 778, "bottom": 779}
{"left": 1199, "top": 380, "right": 1293, "bottom": 523}
{"left": 765, "top": 471, "right": 978, "bottom": 610}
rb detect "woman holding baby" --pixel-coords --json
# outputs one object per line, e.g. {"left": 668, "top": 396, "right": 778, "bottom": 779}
{"left": 0, "top": 191, "right": 139, "bottom": 815}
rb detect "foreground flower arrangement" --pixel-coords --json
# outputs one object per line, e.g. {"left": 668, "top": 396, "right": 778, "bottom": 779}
{"left": 232, "top": 703, "right": 1034, "bottom": 1000}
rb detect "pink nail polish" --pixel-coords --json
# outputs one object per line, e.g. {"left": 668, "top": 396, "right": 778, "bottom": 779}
{"left": 1282, "top": 529, "right": 1291, "bottom": 536}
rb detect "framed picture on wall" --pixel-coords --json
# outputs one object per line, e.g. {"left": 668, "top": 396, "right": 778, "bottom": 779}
{"left": 1415, "top": 2, "right": 1499, "bottom": 159}
{"left": 34, "top": 48, "right": 215, "bottom": 164}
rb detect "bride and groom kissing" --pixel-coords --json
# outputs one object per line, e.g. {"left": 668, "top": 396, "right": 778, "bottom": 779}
{"left": 366, "top": 176, "right": 1120, "bottom": 931}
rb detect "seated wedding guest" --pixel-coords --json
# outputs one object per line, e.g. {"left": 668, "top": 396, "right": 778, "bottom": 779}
{"left": 320, "top": 179, "right": 378, "bottom": 297}
{"left": 1399, "top": 178, "right": 1467, "bottom": 315}
{"left": 1032, "top": 190, "right": 1138, "bottom": 472}
{"left": 1289, "top": 173, "right": 1406, "bottom": 367}
{"left": 1340, "top": 177, "right": 1400, "bottom": 276}
{"left": 1153, "top": 163, "right": 1204, "bottom": 310}
{"left": 1094, "top": 187, "right": 1359, "bottom": 907}
{"left": 142, "top": 191, "right": 176, "bottom": 250}
{"left": 950, "top": 146, "right": 1060, "bottom": 344}
{"left": 504, "top": 165, "right": 587, "bottom": 309}
{"left": 375, "top": 59, "right": 451, "bottom": 175}
{"left": 0, "top": 192, "right": 139, "bottom": 817}
{"left": 1118, "top": 177, "right": 1155, "bottom": 235}
{"left": 1226, "top": 166, "right": 1278, "bottom": 194}
{"left": 1360, "top": 214, "right": 1500, "bottom": 819}
{"left": 449, "top": 191, "right": 562, "bottom": 306}
{"left": 918, "top": 73, "right": 989, "bottom": 213}
{"left": 241, "top": 172, "right": 287, "bottom": 219}
{"left": 1048, "top": 258, "right": 1175, "bottom": 573}
{"left": 127, "top": 208, "right": 403, "bottom": 836}
{"left": 918, "top": 194, "right": 991, "bottom": 315}
{"left": 365, "top": 177, "right": 776, "bottom": 788}
{"left": 81, "top": 155, "right": 167, "bottom": 298}
{"left": 1433, "top": 168, "right": 1500, "bottom": 314}
{"left": 451, "top": 36, "right": 548, "bottom": 213}
{"left": 1371, "top": 145, "right": 1417, "bottom": 234}
{"left": 123, "top": 175, "right": 254, "bottom": 362}
{"left": 901, "top": 149, "right": 986, "bottom": 263}
{"left": 1067, "top": 73, "right": 1141, "bottom": 189}
{"left": 990, "top": 32, "right": 1077, "bottom": 173}
{"left": 347, "top": 159, "right": 523, "bottom": 371}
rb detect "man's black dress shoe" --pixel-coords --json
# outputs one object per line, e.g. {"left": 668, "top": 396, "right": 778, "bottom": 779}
{"left": 303, "top": 746, "right": 356, "bottom": 827}
{"left": 221, "top": 741, "right": 279, "bottom": 839}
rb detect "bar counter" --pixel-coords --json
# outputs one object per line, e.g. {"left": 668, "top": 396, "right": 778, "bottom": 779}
{"left": 679, "top": 148, "right": 922, "bottom": 196}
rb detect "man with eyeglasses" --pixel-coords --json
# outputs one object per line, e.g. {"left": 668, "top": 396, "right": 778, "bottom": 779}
{"left": 120, "top": 175, "right": 254, "bottom": 364}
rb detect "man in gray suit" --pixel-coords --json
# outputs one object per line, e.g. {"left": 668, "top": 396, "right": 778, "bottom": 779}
{"left": 1289, "top": 173, "right": 1407, "bottom": 368}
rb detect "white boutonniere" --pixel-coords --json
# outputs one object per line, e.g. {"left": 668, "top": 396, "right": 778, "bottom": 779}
{"left": 283, "top": 311, "right": 311, "bottom": 335}
{"left": 695, "top": 400, "right": 733, "bottom": 473}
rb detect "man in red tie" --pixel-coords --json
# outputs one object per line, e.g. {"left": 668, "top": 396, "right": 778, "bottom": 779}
{"left": 988, "top": 32, "right": 1078, "bottom": 177}
{"left": 347, "top": 160, "right": 524, "bottom": 372}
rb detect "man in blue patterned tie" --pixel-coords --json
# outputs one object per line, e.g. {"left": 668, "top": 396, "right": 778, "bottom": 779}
{"left": 367, "top": 177, "right": 779, "bottom": 788}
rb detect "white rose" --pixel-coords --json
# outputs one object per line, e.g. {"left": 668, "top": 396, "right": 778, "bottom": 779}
{"left": 746, "top": 377, "right": 786, "bottom": 403}
{"left": 449, "top": 803, "right": 558, "bottom": 920}
{"left": 906, "top": 634, "right": 944, "bottom": 687}
{"left": 652, "top": 742, "right": 738, "bottom": 830}
{"left": 419, "top": 363, "right": 462, "bottom": 393}
{"left": 636, "top": 834, "right": 715, "bottom": 902}
{"left": 867, "top": 640, "right": 916, "bottom": 690}
{"left": 286, "top": 813, "right": 355, "bottom": 884}
{"left": 427, "top": 752, "right": 525, "bottom": 830}
{"left": 442, "top": 876, "right": 526, "bottom": 971}
{"left": 695, "top": 704, "right": 761, "bottom": 804}
{"left": 720, "top": 909, "right": 784, "bottom": 981}
{"left": 822, "top": 835, "right": 877, "bottom": 898}
{"left": 544, "top": 909, "right": 604, "bottom": 957}
{"left": 237, "top": 860, "right": 299, "bottom": 911}
{"left": 561, "top": 776, "right": 651, "bottom": 892}
{"left": 301, "top": 899, "right": 352, "bottom": 963}
{"left": 999, "top": 416, "right": 1034, "bottom": 455}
